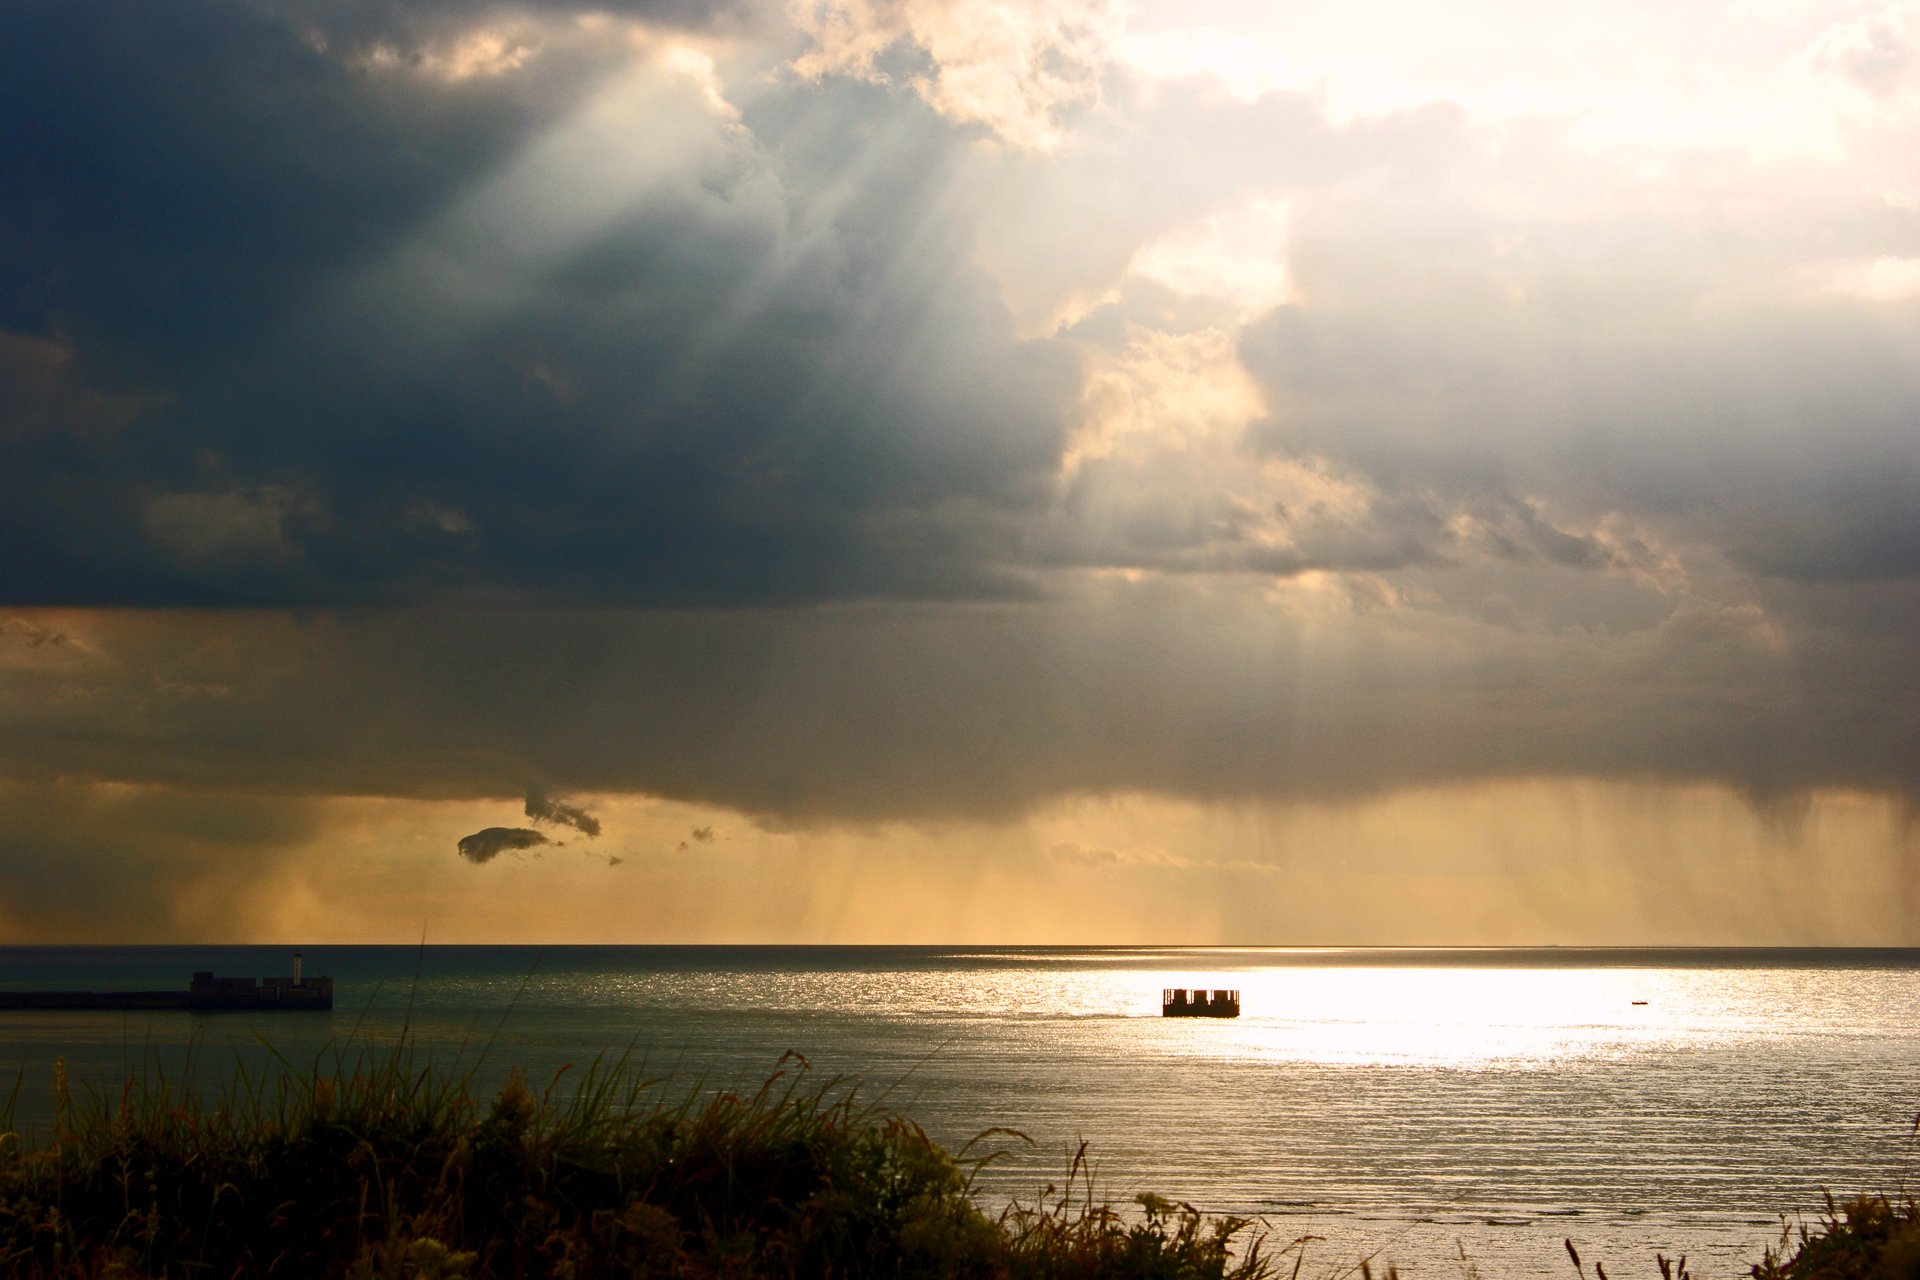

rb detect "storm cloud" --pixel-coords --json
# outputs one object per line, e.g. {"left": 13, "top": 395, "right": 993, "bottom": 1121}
{"left": 1, "top": 0, "right": 1919, "bottom": 942}
{"left": 0, "top": 0, "right": 1076, "bottom": 608}
{"left": 5, "top": 0, "right": 1918, "bottom": 611}
{"left": 4, "top": 591, "right": 1915, "bottom": 823}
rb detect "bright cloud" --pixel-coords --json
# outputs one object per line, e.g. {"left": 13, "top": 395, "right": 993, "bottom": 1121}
{"left": 791, "top": 0, "right": 1120, "bottom": 148}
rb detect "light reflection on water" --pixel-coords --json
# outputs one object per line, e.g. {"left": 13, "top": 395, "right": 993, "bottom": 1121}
{"left": 1, "top": 946, "right": 1916, "bottom": 1278}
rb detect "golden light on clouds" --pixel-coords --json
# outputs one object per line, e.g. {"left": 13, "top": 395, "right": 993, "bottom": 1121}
{"left": 1068, "top": 326, "right": 1265, "bottom": 471}
{"left": 790, "top": 0, "right": 1118, "bottom": 150}
{"left": 14, "top": 778, "right": 1900, "bottom": 946}
{"left": 1128, "top": 198, "right": 1295, "bottom": 317}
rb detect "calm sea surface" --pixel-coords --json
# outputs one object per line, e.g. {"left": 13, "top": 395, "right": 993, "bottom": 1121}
{"left": 0, "top": 946, "right": 1915, "bottom": 1277}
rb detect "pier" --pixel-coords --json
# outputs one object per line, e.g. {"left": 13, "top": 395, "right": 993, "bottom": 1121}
{"left": 0, "top": 954, "right": 333, "bottom": 1012}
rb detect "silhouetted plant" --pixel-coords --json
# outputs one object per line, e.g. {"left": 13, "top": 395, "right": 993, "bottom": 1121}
{"left": 1749, "top": 1194, "right": 1920, "bottom": 1280}
{"left": 0, "top": 1043, "right": 1274, "bottom": 1278}
{"left": 5, "top": 1043, "right": 1905, "bottom": 1279}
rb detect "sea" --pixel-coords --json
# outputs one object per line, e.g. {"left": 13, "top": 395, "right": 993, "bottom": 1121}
{"left": 0, "top": 945, "right": 1915, "bottom": 1278}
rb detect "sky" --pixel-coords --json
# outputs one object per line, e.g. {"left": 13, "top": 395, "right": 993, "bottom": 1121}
{"left": 1, "top": 0, "right": 1917, "bottom": 944}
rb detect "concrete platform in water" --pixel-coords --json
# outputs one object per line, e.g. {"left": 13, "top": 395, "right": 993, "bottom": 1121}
{"left": 1162, "top": 987, "right": 1239, "bottom": 1017}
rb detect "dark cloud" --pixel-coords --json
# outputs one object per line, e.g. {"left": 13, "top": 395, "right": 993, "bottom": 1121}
{"left": 525, "top": 791, "right": 600, "bottom": 837}
{"left": 0, "top": 0, "right": 1075, "bottom": 609}
{"left": 0, "top": 591, "right": 1913, "bottom": 828}
{"left": 457, "top": 825, "right": 550, "bottom": 863}
{"left": 271, "top": 0, "right": 770, "bottom": 45}
{"left": 6, "top": 0, "right": 1915, "bottom": 615}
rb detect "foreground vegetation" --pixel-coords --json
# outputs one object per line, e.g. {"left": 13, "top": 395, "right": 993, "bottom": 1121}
{"left": 0, "top": 1045, "right": 1913, "bottom": 1279}
{"left": 1747, "top": 1194, "right": 1920, "bottom": 1280}
{"left": 0, "top": 1046, "right": 1275, "bottom": 1278}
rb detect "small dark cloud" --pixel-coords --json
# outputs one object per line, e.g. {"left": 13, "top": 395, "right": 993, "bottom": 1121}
{"left": 525, "top": 790, "right": 600, "bottom": 837}
{"left": 457, "top": 825, "right": 549, "bottom": 864}
{"left": 1452, "top": 494, "right": 1615, "bottom": 570}
{"left": 688, "top": 825, "right": 715, "bottom": 843}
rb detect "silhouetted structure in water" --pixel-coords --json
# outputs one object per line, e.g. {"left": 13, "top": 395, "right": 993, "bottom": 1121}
{"left": 0, "top": 954, "right": 333, "bottom": 1012}
{"left": 1162, "top": 987, "right": 1239, "bottom": 1018}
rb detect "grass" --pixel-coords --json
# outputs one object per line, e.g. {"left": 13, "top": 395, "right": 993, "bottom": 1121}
{"left": 1746, "top": 1194, "right": 1920, "bottom": 1280}
{"left": 0, "top": 1042, "right": 1278, "bottom": 1278}
{"left": 1, "top": 1043, "right": 1912, "bottom": 1279}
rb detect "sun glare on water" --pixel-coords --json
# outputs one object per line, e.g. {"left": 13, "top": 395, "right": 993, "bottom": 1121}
{"left": 1136, "top": 966, "right": 1698, "bottom": 1069}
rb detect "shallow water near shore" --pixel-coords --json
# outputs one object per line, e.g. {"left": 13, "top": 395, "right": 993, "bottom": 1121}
{"left": 1, "top": 945, "right": 1915, "bottom": 1278}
